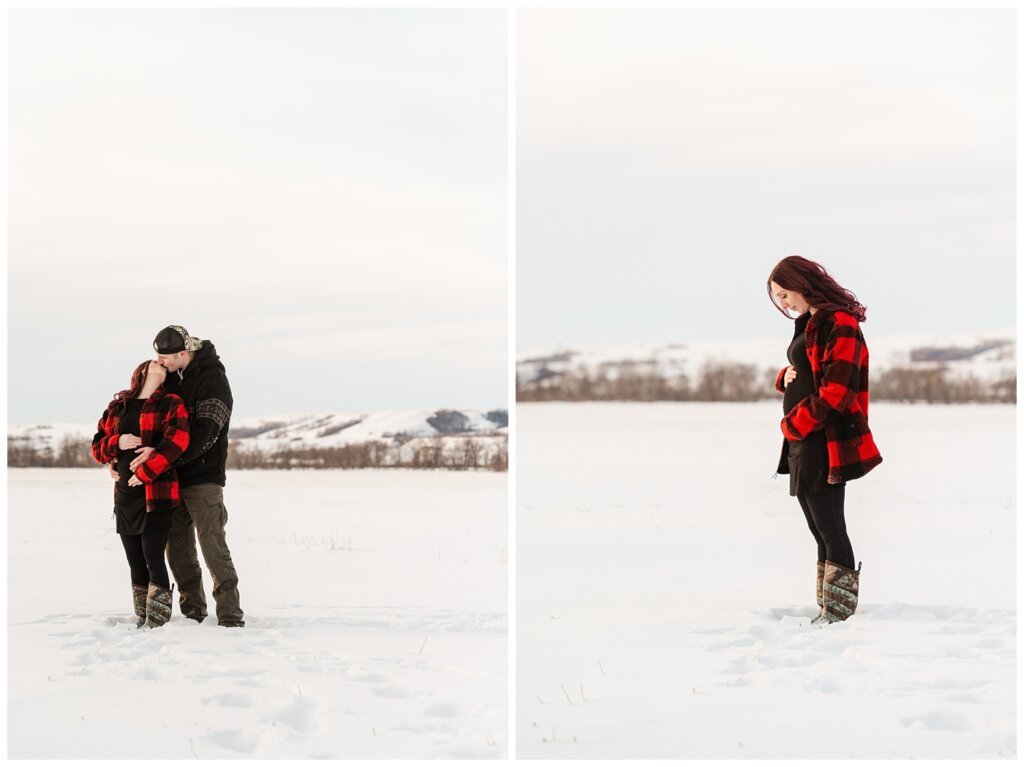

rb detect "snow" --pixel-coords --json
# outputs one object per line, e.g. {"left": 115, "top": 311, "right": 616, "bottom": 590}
{"left": 517, "top": 401, "right": 1015, "bottom": 758}
{"left": 8, "top": 469, "right": 507, "bottom": 758}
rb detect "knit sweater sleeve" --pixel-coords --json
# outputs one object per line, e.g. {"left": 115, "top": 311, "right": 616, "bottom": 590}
{"left": 175, "top": 371, "right": 232, "bottom": 468}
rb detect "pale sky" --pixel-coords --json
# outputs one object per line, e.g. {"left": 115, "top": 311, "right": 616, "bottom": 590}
{"left": 517, "top": 8, "right": 1015, "bottom": 350}
{"left": 8, "top": 8, "right": 507, "bottom": 422}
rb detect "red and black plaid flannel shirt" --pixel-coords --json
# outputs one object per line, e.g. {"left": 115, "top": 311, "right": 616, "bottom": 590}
{"left": 774, "top": 309, "right": 882, "bottom": 484}
{"left": 91, "top": 389, "right": 190, "bottom": 512}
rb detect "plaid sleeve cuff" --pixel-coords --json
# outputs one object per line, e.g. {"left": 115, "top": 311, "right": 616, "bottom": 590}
{"left": 774, "top": 367, "right": 787, "bottom": 393}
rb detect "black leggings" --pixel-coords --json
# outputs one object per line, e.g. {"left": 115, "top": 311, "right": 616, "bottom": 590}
{"left": 797, "top": 485, "right": 855, "bottom": 570}
{"left": 120, "top": 530, "right": 170, "bottom": 589}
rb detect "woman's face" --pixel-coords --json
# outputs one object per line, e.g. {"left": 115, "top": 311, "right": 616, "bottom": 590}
{"left": 770, "top": 280, "right": 812, "bottom": 316}
{"left": 146, "top": 360, "right": 167, "bottom": 386}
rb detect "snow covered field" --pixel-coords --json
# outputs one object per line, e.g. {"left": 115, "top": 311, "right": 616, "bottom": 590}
{"left": 8, "top": 469, "right": 507, "bottom": 759}
{"left": 517, "top": 402, "right": 1016, "bottom": 758}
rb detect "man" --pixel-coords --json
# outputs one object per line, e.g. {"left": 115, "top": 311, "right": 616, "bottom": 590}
{"left": 131, "top": 324, "right": 244, "bottom": 627}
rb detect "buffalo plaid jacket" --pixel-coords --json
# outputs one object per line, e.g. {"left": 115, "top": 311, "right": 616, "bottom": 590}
{"left": 774, "top": 308, "right": 882, "bottom": 484}
{"left": 91, "top": 389, "right": 190, "bottom": 512}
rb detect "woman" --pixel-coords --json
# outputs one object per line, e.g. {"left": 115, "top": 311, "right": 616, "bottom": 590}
{"left": 768, "top": 256, "right": 882, "bottom": 624}
{"left": 92, "top": 360, "right": 190, "bottom": 629}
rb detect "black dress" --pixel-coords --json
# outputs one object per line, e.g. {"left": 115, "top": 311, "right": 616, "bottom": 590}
{"left": 113, "top": 399, "right": 172, "bottom": 535}
{"left": 783, "top": 313, "right": 844, "bottom": 497}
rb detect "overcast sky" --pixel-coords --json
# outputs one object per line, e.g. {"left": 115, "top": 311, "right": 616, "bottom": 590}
{"left": 517, "top": 8, "right": 1015, "bottom": 351}
{"left": 9, "top": 8, "right": 506, "bottom": 423}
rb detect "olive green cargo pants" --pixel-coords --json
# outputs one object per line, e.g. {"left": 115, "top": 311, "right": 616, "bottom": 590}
{"left": 166, "top": 483, "right": 244, "bottom": 626}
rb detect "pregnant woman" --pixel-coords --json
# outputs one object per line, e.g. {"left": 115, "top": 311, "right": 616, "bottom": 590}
{"left": 768, "top": 256, "right": 882, "bottom": 624}
{"left": 92, "top": 360, "right": 190, "bottom": 628}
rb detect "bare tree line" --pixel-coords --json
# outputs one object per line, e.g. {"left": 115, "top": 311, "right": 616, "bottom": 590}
{"left": 8, "top": 436, "right": 96, "bottom": 468}
{"left": 228, "top": 436, "right": 508, "bottom": 471}
{"left": 517, "top": 361, "right": 1016, "bottom": 404}
{"left": 8, "top": 435, "right": 509, "bottom": 471}
{"left": 869, "top": 366, "right": 1015, "bottom": 403}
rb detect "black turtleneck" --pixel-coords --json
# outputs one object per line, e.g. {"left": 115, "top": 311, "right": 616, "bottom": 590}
{"left": 783, "top": 311, "right": 815, "bottom": 413}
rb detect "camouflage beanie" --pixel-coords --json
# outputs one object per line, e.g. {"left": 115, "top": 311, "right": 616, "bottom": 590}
{"left": 153, "top": 325, "right": 203, "bottom": 354}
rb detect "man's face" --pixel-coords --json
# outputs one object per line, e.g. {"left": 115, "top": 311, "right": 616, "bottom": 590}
{"left": 156, "top": 351, "right": 187, "bottom": 372}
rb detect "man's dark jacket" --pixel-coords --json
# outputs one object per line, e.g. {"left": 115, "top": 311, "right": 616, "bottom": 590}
{"left": 164, "top": 341, "right": 232, "bottom": 487}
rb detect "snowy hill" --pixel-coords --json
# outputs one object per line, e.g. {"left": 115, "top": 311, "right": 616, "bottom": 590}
{"left": 9, "top": 408, "right": 507, "bottom": 448}
{"left": 8, "top": 408, "right": 509, "bottom": 470}
{"left": 517, "top": 328, "right": 1015, "bottom": 400}
{"left": 230, "top": 408, "right": 508, "bottom": 451}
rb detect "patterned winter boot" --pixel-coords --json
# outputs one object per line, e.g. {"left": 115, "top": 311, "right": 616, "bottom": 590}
{"left": 131, "top": 584, "right": 148, "bottom": 628}
{"left": 810, "top": 561, "right": 826, "bottom": 624}
{"left": 821, "top": 560, "right": 862, "bottom": 624}
{"left": 143, "top": 583, "right": 174, "bottom": 629}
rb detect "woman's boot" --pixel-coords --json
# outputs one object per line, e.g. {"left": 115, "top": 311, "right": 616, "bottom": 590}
{"left": 144, "top": 583, "right": 174, "bottom": 629}
{"left": 810, "top": 561, "right": 826, "bottom": 624}
{"left": 821, "top": 560, "right": 861, "bottom": 624}
{"left": 131, "top": 584, "right": 148, "bottom": 628}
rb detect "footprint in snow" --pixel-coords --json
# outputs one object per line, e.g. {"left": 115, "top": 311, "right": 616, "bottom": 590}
{"left": 201, "top": 728, "right": 261, "bottom": 755}
{"left": 63, "top": 637, "right": 102, "bottom": 649}
{"left": 423, "top": 701, "right": 463, "bottom": 719}
{"left": 372, "top": 686, "right": 409, "bottom": 699}
{"left": 347, "top": 672, "right": 388, "bottom": 683}
{"left": 929, "top": 678, "right": 987, "bottom": 691}
{"left": 706, "top": 636, "right": 760, "bottom": 650}
{"left": 766, "top": 606, "right": 820, "bottom": 622}
{"left": 202, "top": 692, "right": 256, "bottom": 708}
{"left": 129, "top": 666, "right": 164, "bottom": 682}
{"left": 268, "top": 695, "right": 320, "bottom": 733}
{"left": 901, "top": 710, "right": 972, "bottom": 732}
{"left": 944, "top": 691, "right": 982, "bottom": 704}
{"left": 215, "top": 668, "right": 267, "bottom": 679}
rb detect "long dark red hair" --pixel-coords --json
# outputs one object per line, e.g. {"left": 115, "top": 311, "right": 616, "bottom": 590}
{"left": 108, "top": 360, "right": 154, "bottom": 411}
{"left": 767, "top": 255, "right": 867, "bottom": 322}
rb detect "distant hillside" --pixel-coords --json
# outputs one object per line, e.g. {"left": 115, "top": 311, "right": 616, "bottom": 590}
{"left": 8, "top": 408, "right": 508, "bottom": 471}
{"left": 517, "top": 329, "right": 1015, "bottom": 403}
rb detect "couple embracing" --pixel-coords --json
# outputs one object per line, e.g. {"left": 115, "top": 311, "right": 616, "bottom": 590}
{"left": 91, "top": 325, "right": 244, "bottom": 629}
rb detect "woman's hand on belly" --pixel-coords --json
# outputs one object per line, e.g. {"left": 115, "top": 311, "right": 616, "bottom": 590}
{"left": 119, "top": 434, "right": 141, "bottom": 450}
